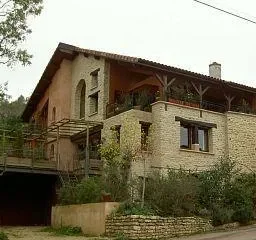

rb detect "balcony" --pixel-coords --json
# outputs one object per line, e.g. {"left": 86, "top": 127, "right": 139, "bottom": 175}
{"left": 73, "top": 146, "right": 102, "bottom": 175}
{"left": 0, "top": 147, "right": 57, "bottom": 175}
{"left": 106, "top": 94, "right": 256, "bottom": 119}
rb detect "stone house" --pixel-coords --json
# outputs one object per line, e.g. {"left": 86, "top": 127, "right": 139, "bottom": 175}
{"left": 20, "top": 42, "right": 256, "bottom": 177}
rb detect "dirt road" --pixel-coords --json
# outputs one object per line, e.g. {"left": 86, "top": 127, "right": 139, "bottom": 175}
{"left": 174, "top": 225, "right": 256, "bottom": 240}
{"left": 0, "top": 227, "right": 101, "bottom": 240}
{"left": 2, "top": 225, "right": 256, "bottom": 240}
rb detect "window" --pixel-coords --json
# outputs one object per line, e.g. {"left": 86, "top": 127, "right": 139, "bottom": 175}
{"left": 180, "top": 124, "right": 209, "bottom": 152}
{"left": 50, "top": 144, "right": 55, "bottom": 160}
{"left": 141, "top": 122, "right": 151, "bottom": 150}
{"left": 90, "top": 68, "right": 100, "bottom": 89}
{"left": 198, "top": 128, "right": 209, "bottom": 152}
{"left": 89, "top": 92, "right": 98, "bottom": 114}
{"left": 52, "top": 107, "right": 56, "bottom": 122}
{"left": 111, "top": 125, "right": 121, "bottom": 144}
{"left": 75, "top": 79, "right": 86, "bottom": 119}
{"left": 80, "top": 82, "right": 86, "bottom": 118}
{"left": 180, "top": 125, "right": 191, "bottom": 149}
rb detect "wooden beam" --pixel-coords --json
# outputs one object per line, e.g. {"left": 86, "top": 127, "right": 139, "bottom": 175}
{"left": 167, "top": 77, "right": 176, "bottom": 88}
{"left": 191, "top": 82, "right": 210, "bottom": 108}
{"left": 175, "top": 116, "right": 217, "bottom": 128}
{"left": 155, "top": 73, "right": 164, "bottom": 86}
{"left": 155, "top": 73, "right": 176, "bottom": 101}
{"left": 224, "top": 94, "right": 235, "bottom": 111}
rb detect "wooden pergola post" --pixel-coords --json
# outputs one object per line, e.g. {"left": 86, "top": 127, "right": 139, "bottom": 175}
{"left": 155, "top": 74, "right": 176, "bottom": 101}
{"left": 56, "top": 126, "right": 60, "bottom": 169}
{"left": 224, "top": 94, "right": 235, "bottom": 111}
{"left": 85, "top": 123, "right": 90, "bottom": 178}
{"left": 191, "top": 82, "right": 210, "bottom": 108}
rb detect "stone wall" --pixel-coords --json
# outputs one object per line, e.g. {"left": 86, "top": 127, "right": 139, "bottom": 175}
{"left": 151, "top": 101, "right": 227, "bottom": 171}
{"left": 102, "top": 109, "right": 153, "bottom": 177}
{"left": 106, "top": 215, "right": 213, "bottom": 239}
{"left": 70, "top": 53, "right": 108, "bottom": 122}
{"left": 227, "top": 111, "right": 256, "bottom": 171}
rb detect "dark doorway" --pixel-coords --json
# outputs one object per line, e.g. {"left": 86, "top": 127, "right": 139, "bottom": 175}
{"left": 0, "top": 172, "right": 57, "bottom": 226}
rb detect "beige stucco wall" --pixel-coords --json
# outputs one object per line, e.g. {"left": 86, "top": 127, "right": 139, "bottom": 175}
{"left": 70, "top": 53, "right": 109, "bottom": 122}
{"left": 51, "top": 202, "right": 119, "bottom": 236}
{"left": 151, "top": 102, "right": 227, "bottom": 171}
{"left": 102, "top": 109, "right": 153, "bottom": 177}
{"left": 48, "top": 59, "right": 72, "bottom": 124}
{"left": 33, "top": 59, "right": 72, "bottom": 124}
{"left": 30, "top": 59, "right": 76, "bottom": 171}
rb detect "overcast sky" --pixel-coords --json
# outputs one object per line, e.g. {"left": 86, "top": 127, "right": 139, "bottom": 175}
{"left": 1, "top": 0, "right": 256, "bottom": 99}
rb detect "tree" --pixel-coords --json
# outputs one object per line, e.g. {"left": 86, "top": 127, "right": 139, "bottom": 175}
{"left": 0, "top": 0, "right": 43, "bottom": 66}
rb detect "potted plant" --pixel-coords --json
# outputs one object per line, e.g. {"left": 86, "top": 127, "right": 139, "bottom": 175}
{"left": 134, "top": 90, "right": 150, "bottom": 110}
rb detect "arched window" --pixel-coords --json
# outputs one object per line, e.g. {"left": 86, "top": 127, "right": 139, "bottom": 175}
{"left": 75, "top": 80, "right": 86, "bottom": 119}
{"left": 52, "top": 107, "right": 56, "bottom": 122}
{"left": 80, "top": 82, "right": 85, "bottom": 118}
{"left": 50, "top": 144, "right": 55, "bottom": 160}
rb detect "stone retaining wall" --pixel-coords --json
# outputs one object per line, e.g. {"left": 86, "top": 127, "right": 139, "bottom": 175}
{"left": 106, "top": 215, "right": 213, "bottom": 239}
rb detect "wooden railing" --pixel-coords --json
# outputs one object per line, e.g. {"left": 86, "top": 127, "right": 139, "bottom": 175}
{"left": 73, "top": 146, "right": 102, "bottom": 175}
{"left": 0, "top": 148, "right": 57, "bottom": 172}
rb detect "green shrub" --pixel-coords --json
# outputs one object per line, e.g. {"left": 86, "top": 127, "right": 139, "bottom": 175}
{"left": 114, "top": 232, "right": 129, "bottom": 240}
{"left": 232, "top": 206, "right": 253, "bottom": 225}
{"left": 75, "top": 177, "right": 102, "bottom": 204}
{"left": 41, "top": 226, "right": 82, "bottom": 236}
{"left": 212, "top": 207, "right": 234, "bottom": 226}
{"left": 58, "top": 177, "right": 102, "bottom": 205}
{"left": 58, "top": 183, "right": 77, "bottom": 205}
{"left": 0, "top": 232, "right": 8, "bottom": 240}
{"left": 145, "top": 169, "right": 199, "bottom": 217}
{"left": 115, "top": 201, "right": 155, "bottom": 216}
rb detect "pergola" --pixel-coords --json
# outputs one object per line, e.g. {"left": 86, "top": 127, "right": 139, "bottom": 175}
{"left": 0, "top": 119, "right": 103, "bottom": 177}
{"left": 43, "top": 119, "right": 103, "bottom": 176}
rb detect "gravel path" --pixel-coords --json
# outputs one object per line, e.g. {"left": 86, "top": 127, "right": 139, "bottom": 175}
{"left": 0, "top": 227, "right": 105, "bottom": 240}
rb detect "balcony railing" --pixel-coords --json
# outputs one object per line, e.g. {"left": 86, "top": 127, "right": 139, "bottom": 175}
{"left": 73, "top": 146, "right": 102, "bottom": 175}
{"left": 0, "top": 147, "right": 57, "bottom": 172}
{"left": 106, "top": 102, "right": 152, "bottom": 118}
{"left": 106, "top": 97, "right": 256, "bottom": 118}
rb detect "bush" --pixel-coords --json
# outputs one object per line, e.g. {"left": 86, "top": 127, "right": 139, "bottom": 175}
{"left": 75, "top": 177, "right": 102, "bottom": 204}
{"left": 58, "top": 177, "right": 102, "bottom": 205}
{"left": 58, "top": 183, "right": 78, "bottom": 205}
{"left": 145, "top": 169, "right": 199, "bottom": 217}
{"left": 232, "top": 206, "right": 253, "bottom": 225}
{"left": 0, "top": 232, "right": 8, "bottom": 240}
{"left": 115, "top": 201, "right": 155, "bottom": 216}
{"left": 41, "top": 226, "right": 82, "bottom": 236}
{"left": 212, "top": 207, "right": 234, "bottom": 226}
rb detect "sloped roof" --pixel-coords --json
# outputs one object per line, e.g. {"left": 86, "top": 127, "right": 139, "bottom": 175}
{"left": 22, "top": 42, "right": 256, "bottom": 121}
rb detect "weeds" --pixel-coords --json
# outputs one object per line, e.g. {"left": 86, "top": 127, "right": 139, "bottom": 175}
{"left": 41, "top": 226, "right": 82, "bottom": 236}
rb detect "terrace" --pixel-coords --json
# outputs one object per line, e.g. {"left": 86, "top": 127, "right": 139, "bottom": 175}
{"left": 106, "top": 61, "right": 256, "bottom": 118}
{"left": 0, "top": 119, "right": 103, "bottom": 176}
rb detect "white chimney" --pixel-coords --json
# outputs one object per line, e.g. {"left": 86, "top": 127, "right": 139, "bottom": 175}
{"left": 209, "top": 62, "right": 221, "bottom": 79}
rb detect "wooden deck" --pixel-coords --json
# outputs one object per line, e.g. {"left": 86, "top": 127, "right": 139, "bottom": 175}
{"left": 73, "top": 159, "right": 103, "bottom": 175}
{"left": 0, "top": 156, "right": 57, "bottom": 175}
{"left": 0, "top": 156, "right": 102, "bottom": 175}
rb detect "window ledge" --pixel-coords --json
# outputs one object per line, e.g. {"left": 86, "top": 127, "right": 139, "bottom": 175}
{"left": 179, "top": 149, "right": 214, "bottom": 155}
{"left": 89, "top": 112, "right": 98, "bottom": 117}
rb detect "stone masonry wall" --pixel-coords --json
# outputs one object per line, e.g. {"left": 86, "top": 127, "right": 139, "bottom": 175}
{"left": 71, "top": 53, "right": 108, "bottom": 122}
{"left": 151, "top": 102, "right": 227, "bottom": 171}
{"left": 106, "top": 215, "right": 213, "bottom": 239}
{"left": 227, "top": 111, "right": 256, "bottom": 171}
{"left": 102, "top": 109, "right": 153, "bottom": 177}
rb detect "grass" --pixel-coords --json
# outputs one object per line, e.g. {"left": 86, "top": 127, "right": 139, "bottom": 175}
{"left": 41, "top": 226, "right": 83, "bottom": 236}
{"left": 0, "top": 231, "right": 8, "bottom": 240}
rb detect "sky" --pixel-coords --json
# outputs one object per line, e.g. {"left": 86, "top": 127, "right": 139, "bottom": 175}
{"left": 1, "top": 0, "right": 256, "bottom": 100}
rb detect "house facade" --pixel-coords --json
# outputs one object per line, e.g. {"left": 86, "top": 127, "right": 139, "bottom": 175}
{"left": 21, "top": 43, "right": 256, "bottom": 176}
